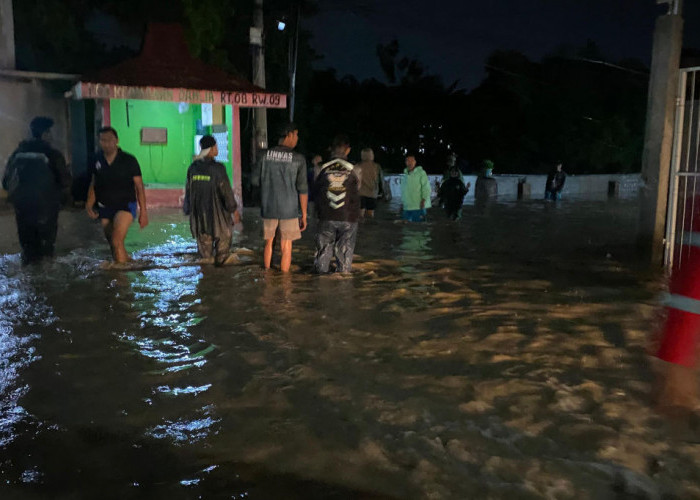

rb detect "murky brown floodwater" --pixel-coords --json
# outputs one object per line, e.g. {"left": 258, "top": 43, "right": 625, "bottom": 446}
{"left": 0, "top": 196, "right": 698, "bottom": 499}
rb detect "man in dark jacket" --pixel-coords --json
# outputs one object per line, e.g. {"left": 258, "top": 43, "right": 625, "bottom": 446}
{"left": 438, "top": 167, "right": 470, "bottom": 220}
{"left": 183, "top": 135, "right": 240, "bottom": 266}
{"left": 313, "top": 134, "right": 360, "bottom": 273}
{"left": 2, "top": 117, "right": 70, "bottom": 264}
{"left": 252, "top": 122, "right": 308, "bottom": 272}
{"left": 544, "top": 162, "right": 566, "bottom": 200}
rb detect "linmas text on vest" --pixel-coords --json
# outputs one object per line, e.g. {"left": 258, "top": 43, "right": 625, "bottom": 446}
{"left": 266, "top": 151, "right": 294, "bottom": 162}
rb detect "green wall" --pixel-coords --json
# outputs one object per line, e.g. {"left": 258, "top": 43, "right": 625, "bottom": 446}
{"left": 109, "top": 99, "right": 234, "bottom": 186}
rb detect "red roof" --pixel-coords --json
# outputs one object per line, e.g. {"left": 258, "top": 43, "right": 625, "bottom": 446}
{"left": 81, "top": 23, "right": 264, "bottom": 93}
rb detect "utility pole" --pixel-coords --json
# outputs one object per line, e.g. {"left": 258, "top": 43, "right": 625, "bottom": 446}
{"left": 250, "top": 0, "right": 268, "bottom": 155}
{"left": 288, "top": 4, "right": 300, "bottom": 122}
{"left": 0, "top": 0, "right": 15, "bottom": 69}
{"left": 639, "top": 0, "right": 684, "bottom": 263}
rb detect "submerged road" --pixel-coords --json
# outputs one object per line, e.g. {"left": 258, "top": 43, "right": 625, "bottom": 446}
{"left": 0, "top": 197, "right": 696, "bottom": 499}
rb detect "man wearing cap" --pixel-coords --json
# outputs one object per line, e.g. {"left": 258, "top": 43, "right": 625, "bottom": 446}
{"left": 252, "top": 122, "right": 308, "bottom": 272}
{"left": 86, "top": 126, "right": 148, "bottom": 263}
{"left": 2, "top": 116, "right": 70, "bottom": 264}
{"left": 183, "top": 135, "right": 240, "bottom": 266}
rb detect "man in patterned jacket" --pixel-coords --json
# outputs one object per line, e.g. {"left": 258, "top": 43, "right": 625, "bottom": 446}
{"left": 312, "top": 134, "right": 360, "bottom": 273}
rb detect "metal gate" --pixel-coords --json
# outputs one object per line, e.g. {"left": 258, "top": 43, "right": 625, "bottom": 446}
{"left": 664, "top": 67, "right": 700, "bottom": 268}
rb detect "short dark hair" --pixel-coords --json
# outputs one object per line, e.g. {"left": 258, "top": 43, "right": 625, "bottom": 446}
{"left": 275, "top": 122, "right": 297, "bottom": 141}
{"left": 98, "top": 126, "right": 118, "bottom": 140}
{"left": 331, "top": 134, "right": 350, "bottom": 151}
{"left": 30, "top": 116, "right": 54, "bottom": 139}
{"left": 405, "top": 150, "right": 419, "bottom": 160}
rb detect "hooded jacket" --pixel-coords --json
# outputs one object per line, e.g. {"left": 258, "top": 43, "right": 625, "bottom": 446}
{"left": 400, "top": 166, "right": 432, "bottom": 211}
{"left": 183, "top": 158, "right": 237, "bottom": 240}
{"left": 314, "top": 157, "right": 361, "bottom": 223}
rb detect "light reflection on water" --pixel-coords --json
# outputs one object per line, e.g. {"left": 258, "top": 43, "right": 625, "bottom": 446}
{"left": 0, "top": 199, "right": 690, "bottom": 498}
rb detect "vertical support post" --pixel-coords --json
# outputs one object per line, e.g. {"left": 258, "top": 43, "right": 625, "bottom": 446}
{"left": 0, "top": 0, "right": 15, "bottom": 70}
{"left": 638, "top": 12, "right": 684, "bottom": 263}
{"left": 251, "top": 0, "right": 268, "bottom": 153}
{"left": 232, "top": 105, "right": 243, "bottom": 210}
{"left": 664, "top": 71, "right": 688, "bottom": 267}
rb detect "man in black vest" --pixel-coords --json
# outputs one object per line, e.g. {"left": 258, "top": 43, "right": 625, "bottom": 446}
{"left": 2, "top": 117, "right": 70, "bottom": 264}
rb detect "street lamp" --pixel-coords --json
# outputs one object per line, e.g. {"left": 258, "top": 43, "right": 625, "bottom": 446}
{"left": 277, "top": 5, "right": 300, "bottom": 121}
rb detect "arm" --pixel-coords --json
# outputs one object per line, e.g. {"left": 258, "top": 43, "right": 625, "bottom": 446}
{"left": 134, "top": 176, "right": 149, "bottom": 228}
{"left": 86, "top": 176, "right": 98, "bottom": 219}
{"left": 217, "top": 166, "right": 239, "bottom": 221}
{"left": 2, "top": 153, "right": 16, "bottom": 191}
{"left": 51, "top": 150, "right": 71, "bottom": 189}
{"left": 296, "top": 157, "right": 309, "bottom": 231}
{"left": 183, "top": 169, "right": 191, "bottom": 215}
{"left": 420, "top": 172, "right": 431, "bottom": 209}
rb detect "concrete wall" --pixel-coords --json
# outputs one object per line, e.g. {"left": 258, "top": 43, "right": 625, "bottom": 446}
{"left": 385, "top": 173, "right": 642, "bottom": 201}
{"left": 0, "top": 74, "right": 73, "bottom": 198}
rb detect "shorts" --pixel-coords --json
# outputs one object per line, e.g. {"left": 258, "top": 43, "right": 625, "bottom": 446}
{"left": 263, "top": 218, "right": 302, "bottom": 241}
{"left": 360, "top": 197, "right": 377, "bottom": 210}
{"left": 98, "top": 201, "right": 137, "bottom": 221}
{"left": 402, "top": 209, "right": 426, "bottom": 222}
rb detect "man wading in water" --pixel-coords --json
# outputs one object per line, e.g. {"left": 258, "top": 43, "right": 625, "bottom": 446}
{"left": 86, "top": 127, "right": 149, "bottom": 263}
{"left": 183, "top": 135, "right": 240, "bottom": 266}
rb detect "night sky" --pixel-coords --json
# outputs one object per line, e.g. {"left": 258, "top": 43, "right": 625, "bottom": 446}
{"left": 305, "top": 0, "right": 700, "bottom": 90}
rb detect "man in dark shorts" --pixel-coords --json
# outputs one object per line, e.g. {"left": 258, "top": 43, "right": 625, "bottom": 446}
{"left": 354, "top": 147, "right": 383, "bottom": 219}
{"left": 86, "top": 127, "right": 148, "bottom": 263}
{"left": 183, "top": 135, "right": 240, "bottom": 266}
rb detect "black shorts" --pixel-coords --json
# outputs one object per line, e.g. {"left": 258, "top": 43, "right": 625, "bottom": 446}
{"left": 360, "top": 197, "right": 377, "bottom": 210}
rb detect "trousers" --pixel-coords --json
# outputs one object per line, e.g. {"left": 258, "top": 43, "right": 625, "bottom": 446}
{"left": 197, "top": 233, "right": 231, "bottom": 266}
{"left": 15, "top": 206, "right": 59, "bottom": 265}
{"left": 314, "top": 220, "right": 358, "bottom": 273}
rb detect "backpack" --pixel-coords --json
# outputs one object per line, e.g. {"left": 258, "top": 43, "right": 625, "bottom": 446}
{"left": 5, "top": 152, "right": 51, "bottom": 204}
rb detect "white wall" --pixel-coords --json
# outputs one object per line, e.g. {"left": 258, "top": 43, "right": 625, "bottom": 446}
{"left": 0, "top": 75, "right": 72, "bottom": 198}
{"left": 385, "top": 173, "right": 642, "bottom": 201}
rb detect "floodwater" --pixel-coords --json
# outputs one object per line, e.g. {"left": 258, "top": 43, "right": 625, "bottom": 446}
{"left": 0, "top": 196, "right": 698, "bottom": 499}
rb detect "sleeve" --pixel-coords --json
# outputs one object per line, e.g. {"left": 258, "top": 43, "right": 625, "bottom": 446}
{"left": 377, "top": 165, "right": 384, "bottom": 195}
{"left": 130, "top": 156, "right": 143, "bottom": 178}
{"left": 183, "top": 167, "right": 191, "bottom": 215}
{"left": 296, "top": 156, "right": 308, "bottom": 194}
{"left": 400, "top": 175, "right": 407, "bottom": 204}
{"left": 421, "top": 172, "right": 431, "bottom": 201}
{"left": 50, "top": 149, "right": 71, "bottom": 188}
{"left": 558, "top": 173, "right": 566, "bottom": 191}
{"left": 2, "top": 152, "right": 17, "bottom": 191}
{"left": 251, "top": 154, "right": 262, "bottom": 187}
{"left": 217, "top": 165, "right": 238, "bottom": 214}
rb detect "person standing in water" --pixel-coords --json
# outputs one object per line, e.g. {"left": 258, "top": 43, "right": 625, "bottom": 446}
{"left": 183, "top": 135, "right": 240, "bottom": 266}
{"left": 86, "top": 127, "right": 148, "bottom": 263}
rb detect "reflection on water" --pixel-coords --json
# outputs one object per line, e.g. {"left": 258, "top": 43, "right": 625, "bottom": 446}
{"left": 0, "top": 199, "right": 694, "bottom": 498}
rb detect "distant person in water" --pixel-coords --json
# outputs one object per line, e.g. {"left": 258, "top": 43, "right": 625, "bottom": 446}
{"left": 86, "top": 127, "right": 148, "bottom": 263}
{"left": 438, "top": 167, "right": 470, "bottom": 220}
{"left": 183, "top": 135, "right": 240, "bottom": 266}
{"left": 475, "top": 159, "right": 497, "bottom": 203}
{"left": 354, "top": 147, "right": 384, "bottom": 219}
{"left": 544, "top": 162, "right": 566, "bottom": 200}
{"left": 400, "top": 151, "right": 431, "bottom": 222}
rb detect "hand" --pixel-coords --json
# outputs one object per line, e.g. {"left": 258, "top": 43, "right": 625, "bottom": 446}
{"left": 86, "top": 205, "right": 99, "bottom": 220}
{"left": 233, "top": 210, "right": 241, "bottom": 225}
{"left": 138, "top": 211, "right": 149, "bottom": 229}
{"left": 420, "top": 199, "right": 425, "bottom": 209}
{"left": 299, "top": 215, "right": 307, "bottom": 232}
